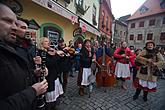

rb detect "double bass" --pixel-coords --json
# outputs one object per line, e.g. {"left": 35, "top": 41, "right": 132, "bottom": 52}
{"left": 96, "top": 44, "right": 116, "bottom": 87}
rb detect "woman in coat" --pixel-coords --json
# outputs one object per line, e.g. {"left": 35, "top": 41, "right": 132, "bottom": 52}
{"left": 39, "top": 37, "right": 63, "bottom": 109}
{"left": 77, "top": 39, "right": 93, "bottom": 96}
{"left": 133, "top": 41, "right": 164, "bottom": 102}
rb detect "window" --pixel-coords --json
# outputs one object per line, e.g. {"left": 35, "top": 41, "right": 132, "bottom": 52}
{"left": 64, "top": 0, "right": 70, "bottom": 4}
{"left": 102, "top": 11, "right": 105, "bottom": 28}
{"left": 160, "top": 0, "right": 165, "bottom": 8}
{"left": 76, "top": 0, "right": 83, "bottom": 6}
{"left": 43, "top": 26, "right": 62, "bottom": 48}
{"left": 106, "top": 17, "right": 109, "bottom": 30}
{"left": 131, "top": 23, "right": 135, "bottom": 28}
{"left": 92, "top": 5, "right": 96, "bottom": 19}
{"left": 139, "top": 21, "right": 144, "bottom": 27}
{"left": 147, "top": 33, "right": 153, "bottom": 40}
{"left": 160, "top": 32, "right": 165, "bottom": 40}
{"left": 149, "top": 19, "right": 155, "bottom": 26}
{"left": 120, "top": 31, "right": 122, "bottom": 36}
{"left": 130, "top": 34, "right": 134, "bottom": 40}
{"left": 137, "top": 34, "right": 142, "bottom": 40}
{"left": 139, "top": 6, "right": 149, "bottom": 14}
{"left": 163, "top": 17, "right": 165, "bottom": 24}
{"left": 92, "top": 5, "right": 97, "bottom": 25}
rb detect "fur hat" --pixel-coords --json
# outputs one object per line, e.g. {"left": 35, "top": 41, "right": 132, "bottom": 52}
{"left": 145, "top": 40, "right": 155, "bottom": 47}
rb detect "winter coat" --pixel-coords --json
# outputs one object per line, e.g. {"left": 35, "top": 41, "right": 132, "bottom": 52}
{"left": 0, "top": 42, "right": 37, "bottom": 110}
{"left": 80, "top": 47, "right": 92, "bottom": 68}
{"left": 58, "top": 46, "right": 72, "bottom": 73}
{"left": 45, "top": 52, "right": 62, "bottom": 92}
{"left": 113, "top": 47, "right": 133, "bottom": 64}
{"left": 136, "top": 49, "right": 164, "bottom": 82}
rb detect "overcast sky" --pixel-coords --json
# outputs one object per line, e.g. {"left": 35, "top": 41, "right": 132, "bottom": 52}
{"left": 111, "top": 0, "right": 146, "bottom": 19}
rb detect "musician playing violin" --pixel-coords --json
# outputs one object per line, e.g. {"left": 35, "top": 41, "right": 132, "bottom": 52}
{"left": 68, "top": 40, "right": 76, "bottom": 77}
{"left": 113, "top": 41, "right": 133, "bottom": 90}
{"left": 57, "top": 38, "right": 74, "bottom": 93}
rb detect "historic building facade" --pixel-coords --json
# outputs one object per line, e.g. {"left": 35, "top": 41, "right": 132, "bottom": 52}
{"left": 98, "top": 0, "right": 114, "bottom": 42}
{"left": 112, "top": 20, "right": 127, "bottom": 46}
{"left": 127, "top": 0, "right": 165, "bottom": 49}
{"left": 5, "top": 0, "right": 101, "bottom": 47}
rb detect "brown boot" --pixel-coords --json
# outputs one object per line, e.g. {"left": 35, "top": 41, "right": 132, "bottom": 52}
{"left": 79, "top": 86, "right": 84, "bottom": 96}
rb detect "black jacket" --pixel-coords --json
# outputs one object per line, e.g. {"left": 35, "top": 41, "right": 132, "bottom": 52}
{"left": 80, "top": 47, "right": 92, "bottom": 68}
{"left": 38, "top": 50, "right": 62, "bottom": 92}
{"left": 0, "top": 42, "right": 37, "bottom": 110}
{"left": 58, "top": 46, "right": 72, "bottom": 73}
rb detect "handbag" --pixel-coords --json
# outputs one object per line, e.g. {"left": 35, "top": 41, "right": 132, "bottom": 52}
{"left": 88, "top": 73, "right": 96, "bottom": 83}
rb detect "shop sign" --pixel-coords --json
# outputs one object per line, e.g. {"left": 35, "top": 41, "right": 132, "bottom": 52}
{"left": 79, "top": 19, "right": 100, "bottom": 36}
{"left": 32, "top": 0, "right": 78, "bottom": 23}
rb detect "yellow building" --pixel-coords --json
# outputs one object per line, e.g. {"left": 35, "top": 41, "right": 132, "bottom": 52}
{"left": 6, "top": 0, "right": 101, "bottom": 47}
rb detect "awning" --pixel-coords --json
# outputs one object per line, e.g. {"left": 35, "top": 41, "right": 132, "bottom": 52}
{"left": 79, "top": 18, "right": 100, "bottom": 36}
{"left": 32, "top": 0, "right": 78, "bottom": 23}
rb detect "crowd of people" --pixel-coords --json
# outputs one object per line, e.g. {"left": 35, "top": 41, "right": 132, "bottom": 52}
{"left": 0, "top": 2, "right": 165, "bottom": 110}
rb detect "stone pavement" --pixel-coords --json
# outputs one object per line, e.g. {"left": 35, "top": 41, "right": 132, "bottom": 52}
{"left": 56, "top": 73, "right": 165, "bottom": 110}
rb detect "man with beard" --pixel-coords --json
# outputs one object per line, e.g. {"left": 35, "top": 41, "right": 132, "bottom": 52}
{"left": 133, "top": 40, "right": 164, "bottom": 102}
{"left": 0, "top": 3, "right": 48, "bottom": 110}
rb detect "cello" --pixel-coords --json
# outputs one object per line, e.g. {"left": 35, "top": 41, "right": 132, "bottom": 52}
{"left": 96, "top": 43, "right": 116, "bottom": 87}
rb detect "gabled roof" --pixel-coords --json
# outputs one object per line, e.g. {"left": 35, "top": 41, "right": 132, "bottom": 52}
{"left": 106, "top": 0, "right": 111, "bottom": 11}
{"left": 127, "top": 0, "right": 165, "bottom": 21}
{"left": 118, "top": 14, "right": 131, "bottom": 24}
{"left": 115, "top": 19, "right": 127, "bottom": 27}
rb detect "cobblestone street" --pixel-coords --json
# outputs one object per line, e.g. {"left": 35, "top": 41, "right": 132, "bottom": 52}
{"left": 57, "top": 73, "right": 165, "bottom": 110}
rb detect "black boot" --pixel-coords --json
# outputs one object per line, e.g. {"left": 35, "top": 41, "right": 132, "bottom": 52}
{"left": 143, "top": 91, "right": 148, "bottom": 102}
{"left": 46, "top": 102, "right": 56, "bottom": 110}
{"left": 133, "top": 89, "right": 141, "bottom": 100}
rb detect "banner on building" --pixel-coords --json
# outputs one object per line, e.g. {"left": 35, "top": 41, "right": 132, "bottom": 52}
{"left": 32, "top": 0, "right": 78, "bottom": 23}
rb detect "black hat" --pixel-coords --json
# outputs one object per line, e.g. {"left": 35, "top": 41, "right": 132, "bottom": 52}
{"left": 58, "top": 37, "right": 64, "bottom": 43}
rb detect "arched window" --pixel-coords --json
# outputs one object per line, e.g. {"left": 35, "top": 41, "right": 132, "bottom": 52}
{"left": 102, "top": 11, "right": 105, "bottom": 28}
{"left": 41, "top": 23, "right": 63, "bottom": 48}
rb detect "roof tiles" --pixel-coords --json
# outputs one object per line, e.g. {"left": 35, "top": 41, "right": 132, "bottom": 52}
{"left": 127, "top": 0, "right": 165, "bottom": 20}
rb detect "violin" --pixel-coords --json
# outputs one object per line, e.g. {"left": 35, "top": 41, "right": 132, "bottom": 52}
{"left": 62, "top": 45, "right": 75, "bottom": 55}
{"left": 67, "top": 47, "right": 75, "bottom": 55}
